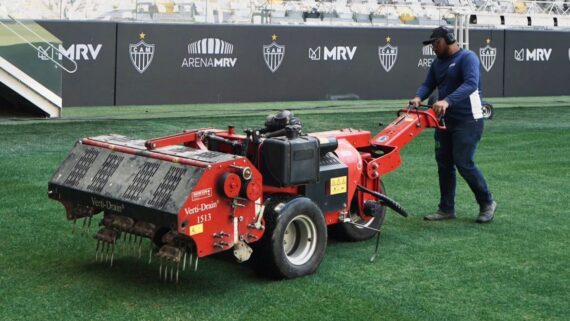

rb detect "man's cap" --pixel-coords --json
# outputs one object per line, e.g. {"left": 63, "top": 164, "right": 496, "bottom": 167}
{"left": 422, "top": 26, "right": 452, "bottom": 45}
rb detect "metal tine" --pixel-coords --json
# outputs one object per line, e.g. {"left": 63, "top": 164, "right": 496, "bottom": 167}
{"left": 159, "top": 257, "right": 163, "bottom": 280}
{"left": 97, "top": 241, "right": 105, "bottom": 262}
{"left": 99, "top": 242, "right": 104, "bottom": 262}
{"left": 170, "top": 261, "right": 174, "bottom": 282}
{"left": 121, "top": 232, "right": 126, "bottom": 247}
{"left": 95, "top": 240, "right": 100, "bottom": 261}
{"left": 123, "top": 233, "right": 129, "bottom": 253}
{"left": 138, "top": 236, "right": 143, "bottom": 258}
{"left": 81, "top": 218, "right": 86, "bottom": 236}
{"left": 176, "top": 260, "right": 180, "bottom": 284}
{"left": 122, "top": 232, "right": 127, "bottom": 244}
{"left": 194, "top": 255, "right": 199, "bottom": 271}
{"left": 105, "top": 242, "right": 110, "bottom": 262}
{"left": 110, "top": 241, "right": 115, "bottom": 267}
{"left": 87, "top": 216, "right": 92, "bottom": 235}
{"left": 99, "top": 241, "right": 107, "bottom": 262}
{"left": 182, "top": 251, "right": 187, "bottom": 272}
{"left": 132, "top": 235, "right": 138, "bottom": 255}
{"left": 107, "top": 242, "right": 111, "bottom": 262}
{"left": 72, "top": 218, "right": 77, "bottom": 234}
{"left": 130, "top": 233, "right": 136, "bottom": 254}
{"left": 127, "top": 233, "right": 133, "bottom": 254}
{"left": 148, "top": 246, "right": 153, "bottom": 264}
{"left": 124, "top": 234, "right": 130, "bottom": 254}
{"left": 123, "top": 232, "right": 129, "bottom": 247}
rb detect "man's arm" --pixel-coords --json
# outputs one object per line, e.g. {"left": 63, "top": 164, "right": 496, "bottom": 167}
{"left": 443, "top": 52, "right": 480, "bottom": 106}
{"left": 411, "top": 65, "right": 436, "bottom": 107}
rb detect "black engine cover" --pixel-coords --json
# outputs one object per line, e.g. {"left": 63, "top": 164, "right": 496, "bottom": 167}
{"left": 260, "top": 136, "right": 319, "bottom": 187}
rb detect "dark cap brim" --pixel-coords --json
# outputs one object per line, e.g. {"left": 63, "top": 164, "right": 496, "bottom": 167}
{"left": 422, "top": 37, "right": 437, "bottom": 45}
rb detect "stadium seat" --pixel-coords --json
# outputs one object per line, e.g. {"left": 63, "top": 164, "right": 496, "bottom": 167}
{"left": 397, "top": 6, "right": 417, "bottom": 23}
{"left": 514, "top": 1, "right": 528, "bottom": 14}
{"left": 2, "top": 0, "right": 569, "bottom": 29}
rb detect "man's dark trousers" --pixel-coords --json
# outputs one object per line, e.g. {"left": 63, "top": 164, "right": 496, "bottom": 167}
{"left": 435, "top": 118, "right": 493, "bottom": 213}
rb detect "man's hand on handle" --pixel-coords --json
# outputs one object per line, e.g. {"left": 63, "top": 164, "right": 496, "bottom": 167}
{"left": 410, "top": 97, "right": 422, "bottom": 108}
{"left": 433, "top": 100, "right": 449, "bottom": 118}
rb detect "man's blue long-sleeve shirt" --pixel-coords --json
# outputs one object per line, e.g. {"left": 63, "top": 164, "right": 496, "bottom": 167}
{"left": 415, "top": 48, "right": 483, "bottom": 121}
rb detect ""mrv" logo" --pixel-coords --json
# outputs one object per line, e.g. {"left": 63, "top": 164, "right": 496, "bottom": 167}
{"left": 308, "top": 46, "right": 357, "bottom": 61}
{"left": 38, "top": 44, "right": 102, "bottom": 61}
{"left": 514, "top": 48, "right": 552, "bottom": 62}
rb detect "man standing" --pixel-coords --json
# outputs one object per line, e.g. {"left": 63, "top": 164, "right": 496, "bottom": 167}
{"left": 410, "top": 26, "right": 496, "bottom": 223}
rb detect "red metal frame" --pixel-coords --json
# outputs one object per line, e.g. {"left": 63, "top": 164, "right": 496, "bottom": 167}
{"left": 83, "top": 138, "right": 210, "bottom": 168}
{"left": 70, "top": 107, "right": 443, "bottom": 260}
{"left": 367, "top": 108, "right": 444, "bottom": 177}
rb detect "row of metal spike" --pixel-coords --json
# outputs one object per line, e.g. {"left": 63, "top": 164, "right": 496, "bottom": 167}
{"left": 72, "top": 216, "right": 93, "bottom": 236}
{"left": 72, "top": 221, "right": 199, "bottom": 283}
{"left": 94, "top": 232, "right": 154, "bottom": 267}
{"left": 157, "top": 250, "right": 199, "bottom": 283}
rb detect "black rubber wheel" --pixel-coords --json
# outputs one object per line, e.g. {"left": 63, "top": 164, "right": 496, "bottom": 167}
{"left": 482, "top": 102, "right": 494, "bottom": 120}
{"left": 330, "top": 180, "right": 387, "bottom": 242}
{"left": 253, "top": 196, "right": 327, "bottom": 279}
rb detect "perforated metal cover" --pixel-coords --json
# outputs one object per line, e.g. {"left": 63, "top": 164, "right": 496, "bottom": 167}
{"left": 49, "top": 142, "right": 205, "bottom": 219}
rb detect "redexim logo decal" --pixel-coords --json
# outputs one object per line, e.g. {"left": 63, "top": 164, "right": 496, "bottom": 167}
{"left": 308, "top": 46, "right": 357, "bottom": 61}
{"left": 129, "top": 32, "right": 155, "bottom": 74}
{"left": 479, "top": 38, "right": 497, "bottom": 72}
{"left": 181, "top": 37, "right": 237, "bottom": 68}
{"left": 514, "top": 48, "right": 552, "bottom": 62}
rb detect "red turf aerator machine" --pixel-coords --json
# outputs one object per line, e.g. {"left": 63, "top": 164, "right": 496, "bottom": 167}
{"left": 48, "top": 105, "right": 444, "bottom": 281}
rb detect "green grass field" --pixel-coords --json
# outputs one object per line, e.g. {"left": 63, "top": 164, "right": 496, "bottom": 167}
{"left": 1, "top": 97, "right": 569, "bottom": 321}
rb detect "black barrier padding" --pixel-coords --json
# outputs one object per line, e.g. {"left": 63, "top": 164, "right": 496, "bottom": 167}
{"left": 114, "top": 25, "right": 511, "bottom": 105}
{"left": 116, "top": 24, "right": 507, "bottom": 105}
{"left": 504, "top": 30, "right": 570, "bottom": 96}
{"left": 38, "top": 21, "right": 117, "bottom": 107}
{"left": 31, "top": 22, "right": 570, "bottom": 107}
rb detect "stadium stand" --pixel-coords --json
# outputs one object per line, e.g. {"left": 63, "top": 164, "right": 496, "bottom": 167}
{"left": 1, "top": 0, "right": 570, "bottom": 113}
{"left": 2, "top": 0, "right": 569, "bottom": 28}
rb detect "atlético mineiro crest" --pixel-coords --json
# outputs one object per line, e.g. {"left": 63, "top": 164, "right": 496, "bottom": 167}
{"left": 263, "top": 34, "right": 285, "bottom": 73}
{"left": 378, "top": 36, "right": 398, "bottom": 72}
{"left": 129, "top": 32, "right": 155, "bottom": 74}
{"left": 479, "top": 38, "right": 496, "bottom": 72}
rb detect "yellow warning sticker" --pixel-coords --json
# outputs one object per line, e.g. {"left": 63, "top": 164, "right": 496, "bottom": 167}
{"left": 189, "top": 223, "right": 204, "bottom": 236}
{"left": 330, "top": 176, "right": 347, "bottom": 195}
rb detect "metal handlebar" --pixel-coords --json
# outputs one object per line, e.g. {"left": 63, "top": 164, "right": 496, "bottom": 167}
{"left": 402, "top": 102, "right": 446, "bottom": 129}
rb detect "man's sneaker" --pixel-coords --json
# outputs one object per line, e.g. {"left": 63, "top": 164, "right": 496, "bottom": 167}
{"left": 424, "top": 210, "right": 456, "bottom": 221}
{"left": 476, "top": 201, "right": 497, "bottom": 223}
